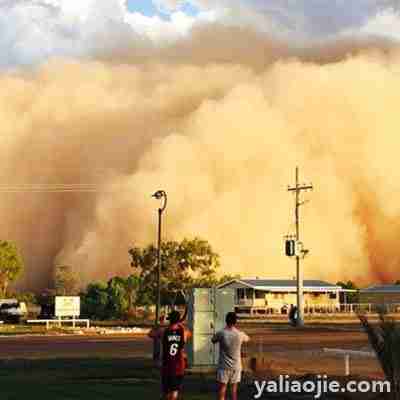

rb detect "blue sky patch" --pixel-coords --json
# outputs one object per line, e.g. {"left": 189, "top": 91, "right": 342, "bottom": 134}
{"left": 127, "top": 0, "right": 199, "bottom": 18}
{"left": 180, "top": 2, "right": 199, "bottom": 16}
{"left": 127, "top": 0, "right": 159, "bottom": 16}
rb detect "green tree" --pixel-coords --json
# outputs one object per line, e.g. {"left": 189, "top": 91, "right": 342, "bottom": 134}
{"left": 217, "top": 274, "right": 241, "bottom": 286}
{"left": 106, "top": 276, "right": 129, "bottom": 319}
{"left": 191, "top": 273, "right": 241, "bottom": 289}
{"left": 124, "top": 275, "right": 141, "bottom": 316}
{"left": 14, "top": 292, "right": 38, "bottom": 305}
{"left": 336, "top": 280, "right": 359, "bottom": 303}
{"left": 81, "top": 282, "right": 109, "bottom": 320}
{"left": 54, "top": 265, "right": 79, "bottom": 295}
{"left": 80, "top": 277, "right": 145, "bottom": 320}
{"left": 129, "top": 237, "right": 221, "bottom": 304}
{"left": 0, "top": 240, "right": 24, "bottom": 297}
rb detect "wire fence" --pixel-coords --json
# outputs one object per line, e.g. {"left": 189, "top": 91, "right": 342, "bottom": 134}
{"left": 237, "top": 303, "right": 400, "bottom": 317}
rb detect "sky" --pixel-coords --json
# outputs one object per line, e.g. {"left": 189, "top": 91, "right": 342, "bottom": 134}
{"left": 2, "top": 1, "right": 400, "bottom": 288}
{"left": 127, "top": 0, "right": 160, "bottom": 16}
{"left": 0, "top": 0, "right": 399, "bottom": 68}
{"left": 127, "top": 0, "right": 199, "bottom": 16}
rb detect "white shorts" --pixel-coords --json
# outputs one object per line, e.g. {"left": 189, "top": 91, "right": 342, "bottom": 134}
{"left": 217, "top": 368, "right": 242, "bottom": 384}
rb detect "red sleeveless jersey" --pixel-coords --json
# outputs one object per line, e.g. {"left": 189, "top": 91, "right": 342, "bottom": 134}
{"left": 162, "top": 324, "right": 185, "bottom": 376}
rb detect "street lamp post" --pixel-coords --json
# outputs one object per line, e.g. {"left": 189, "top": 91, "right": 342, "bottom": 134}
{"left": 152, "top": 190, "right": 167, "bottom": 362}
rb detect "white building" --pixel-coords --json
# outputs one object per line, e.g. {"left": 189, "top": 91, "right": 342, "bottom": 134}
{"left": 218, "top": 278, "right": 342, "bottom": 315}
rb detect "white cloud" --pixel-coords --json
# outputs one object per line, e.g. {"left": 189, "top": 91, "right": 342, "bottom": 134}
{"left": 0, "top": 0, "right": 215, "bottom": 66}
{"left": 0, "top": 0, "right": 399, "bottom": 68}
{"left": 156, "top": 0, "right": 400, "bottom": 41}
{"left": 126, "top": 8, "right": 217, "bottom": 42}
{"left": 126, "top": 11, "right": 195, "bottom": 41}
{"left": 353, "top": 8, "right": 400, "bottom": 41}
{"left": 0, "top": 0, "right": 145, "bottom": 67}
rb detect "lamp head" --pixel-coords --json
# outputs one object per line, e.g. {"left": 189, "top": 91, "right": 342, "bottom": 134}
{"left": 152, "top": 189, "right": 167, "bottom": 211}
{"left": 152, "top": 190, "right": 165, "bottom": 200}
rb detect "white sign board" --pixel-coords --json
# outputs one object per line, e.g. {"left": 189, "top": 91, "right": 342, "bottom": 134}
{"left": 55, "top": 296, "right": 80, "bottom": 317}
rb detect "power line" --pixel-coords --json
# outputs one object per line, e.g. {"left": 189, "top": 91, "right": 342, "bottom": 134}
{"left": 0, "top": 183, "right": 122, "bottom": 193}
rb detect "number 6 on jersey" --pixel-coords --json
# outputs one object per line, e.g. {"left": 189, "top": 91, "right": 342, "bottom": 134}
{"left": 169, "top": 343, "right": 179, "bottom": 356}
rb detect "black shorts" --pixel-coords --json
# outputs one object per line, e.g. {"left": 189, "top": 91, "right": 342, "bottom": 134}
{"left": 161, "top": 374, "right": 184, "bottom": 393}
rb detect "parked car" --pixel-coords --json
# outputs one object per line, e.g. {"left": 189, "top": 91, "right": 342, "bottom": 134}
{"left": 0, "top": 299, "right": 28, "bottom": 323}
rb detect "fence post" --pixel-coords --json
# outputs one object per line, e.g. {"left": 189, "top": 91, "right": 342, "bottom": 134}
{"left": 345, "top": 355, "right": 350, "bottom": 376}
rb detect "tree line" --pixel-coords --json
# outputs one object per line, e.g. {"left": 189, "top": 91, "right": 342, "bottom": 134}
{"left": 79, "top": 238, "right": 238, "bottom": 320}
{"left": 0, "top": 238, "right": 238, "bottom": 320}
{"left": 2, "top": 237, "right": 396, "bottom": 320}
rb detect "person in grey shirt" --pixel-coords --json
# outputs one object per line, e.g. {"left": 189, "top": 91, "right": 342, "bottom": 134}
{"left": 212, "top": 312, "right": 250, "bottom": 400}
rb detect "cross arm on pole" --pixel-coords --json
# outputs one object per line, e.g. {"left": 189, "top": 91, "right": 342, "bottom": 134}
{"left": 288, "top": 184, "right": 313, "bottom": 192}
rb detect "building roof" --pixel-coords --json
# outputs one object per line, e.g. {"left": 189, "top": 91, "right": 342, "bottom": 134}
{"left": 360, "top": 285, "right": 400, "bottom": 294}
{"left": 218, "top": 278, "right": 341, "bottom": 292}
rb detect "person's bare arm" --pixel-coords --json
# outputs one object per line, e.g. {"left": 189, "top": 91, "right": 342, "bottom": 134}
{"left": 180, "top": 303, "right": 188, "bottom": 323}
{"left": 241, "top": 331, "right": 250, "bottom": 343}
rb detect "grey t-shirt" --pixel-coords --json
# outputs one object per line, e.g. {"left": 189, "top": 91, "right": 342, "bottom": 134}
{"left": 212, "top": 327, "right": 250, "bottom": 370}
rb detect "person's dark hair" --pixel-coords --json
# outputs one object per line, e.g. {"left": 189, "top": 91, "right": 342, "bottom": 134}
{"left": 226, "top": 312, "right": 237, "bottom": 326}
{"left": 168, "top": 310, "right": 181, "bottom": 325}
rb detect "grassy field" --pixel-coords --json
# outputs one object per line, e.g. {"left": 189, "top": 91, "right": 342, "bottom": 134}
{"left": 0, "top": 357, "right": 387, "bottom": 400}
{"left": 0, "top": 358, "right": 220, "bottom": 400}
{"left": 2, "top": 379, "right": 211, "bottom": 400}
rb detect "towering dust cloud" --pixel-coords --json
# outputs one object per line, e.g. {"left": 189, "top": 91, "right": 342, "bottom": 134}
{"left": 1, "top": 26, "right": 400, "bottom": 291}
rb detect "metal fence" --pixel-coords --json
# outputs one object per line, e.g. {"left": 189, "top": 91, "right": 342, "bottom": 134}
{"left": 305, "top": 303, "right": 400, "bottom": 314}
{"left": 237, "top": 303, "right": 400, "bottom": 316}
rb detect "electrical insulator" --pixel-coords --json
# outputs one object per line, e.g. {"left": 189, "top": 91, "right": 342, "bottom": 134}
{"left": 285, "top": 239, "right": 296, "bottom": 257}
{"left": 295, "top": 241, "right": 303, "bottom": 257}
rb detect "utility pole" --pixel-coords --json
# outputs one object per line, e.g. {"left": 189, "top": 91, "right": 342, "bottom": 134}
{"left": 288, "top": 167, "right": 313, "bottom": 327}
{"left": 156, "top": 207, "right": 162, "bottom": 328}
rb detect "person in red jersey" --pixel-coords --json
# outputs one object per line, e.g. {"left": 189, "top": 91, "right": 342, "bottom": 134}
{"left": 149, "top": 310, "right": 191, "bottom": 400}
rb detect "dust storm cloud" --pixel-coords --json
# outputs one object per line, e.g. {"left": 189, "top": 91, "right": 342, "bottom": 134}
{"left": 1, "top": 28, "right": 400, "bottom": 290}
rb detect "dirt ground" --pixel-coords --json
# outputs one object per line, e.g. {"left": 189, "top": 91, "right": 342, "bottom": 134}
{"left": 0, "top": 324, "right": 382, "bottom": 379}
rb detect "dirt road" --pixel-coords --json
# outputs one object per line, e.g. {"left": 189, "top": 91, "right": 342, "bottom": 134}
{"left": 0, "top": 326, "right": 367, "bottom": 358}
{"left": 0, "top": 325, "right": 381, "bottom": 377}
{"left": 0, "top": 334, "right": 152, "bottom": 359}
